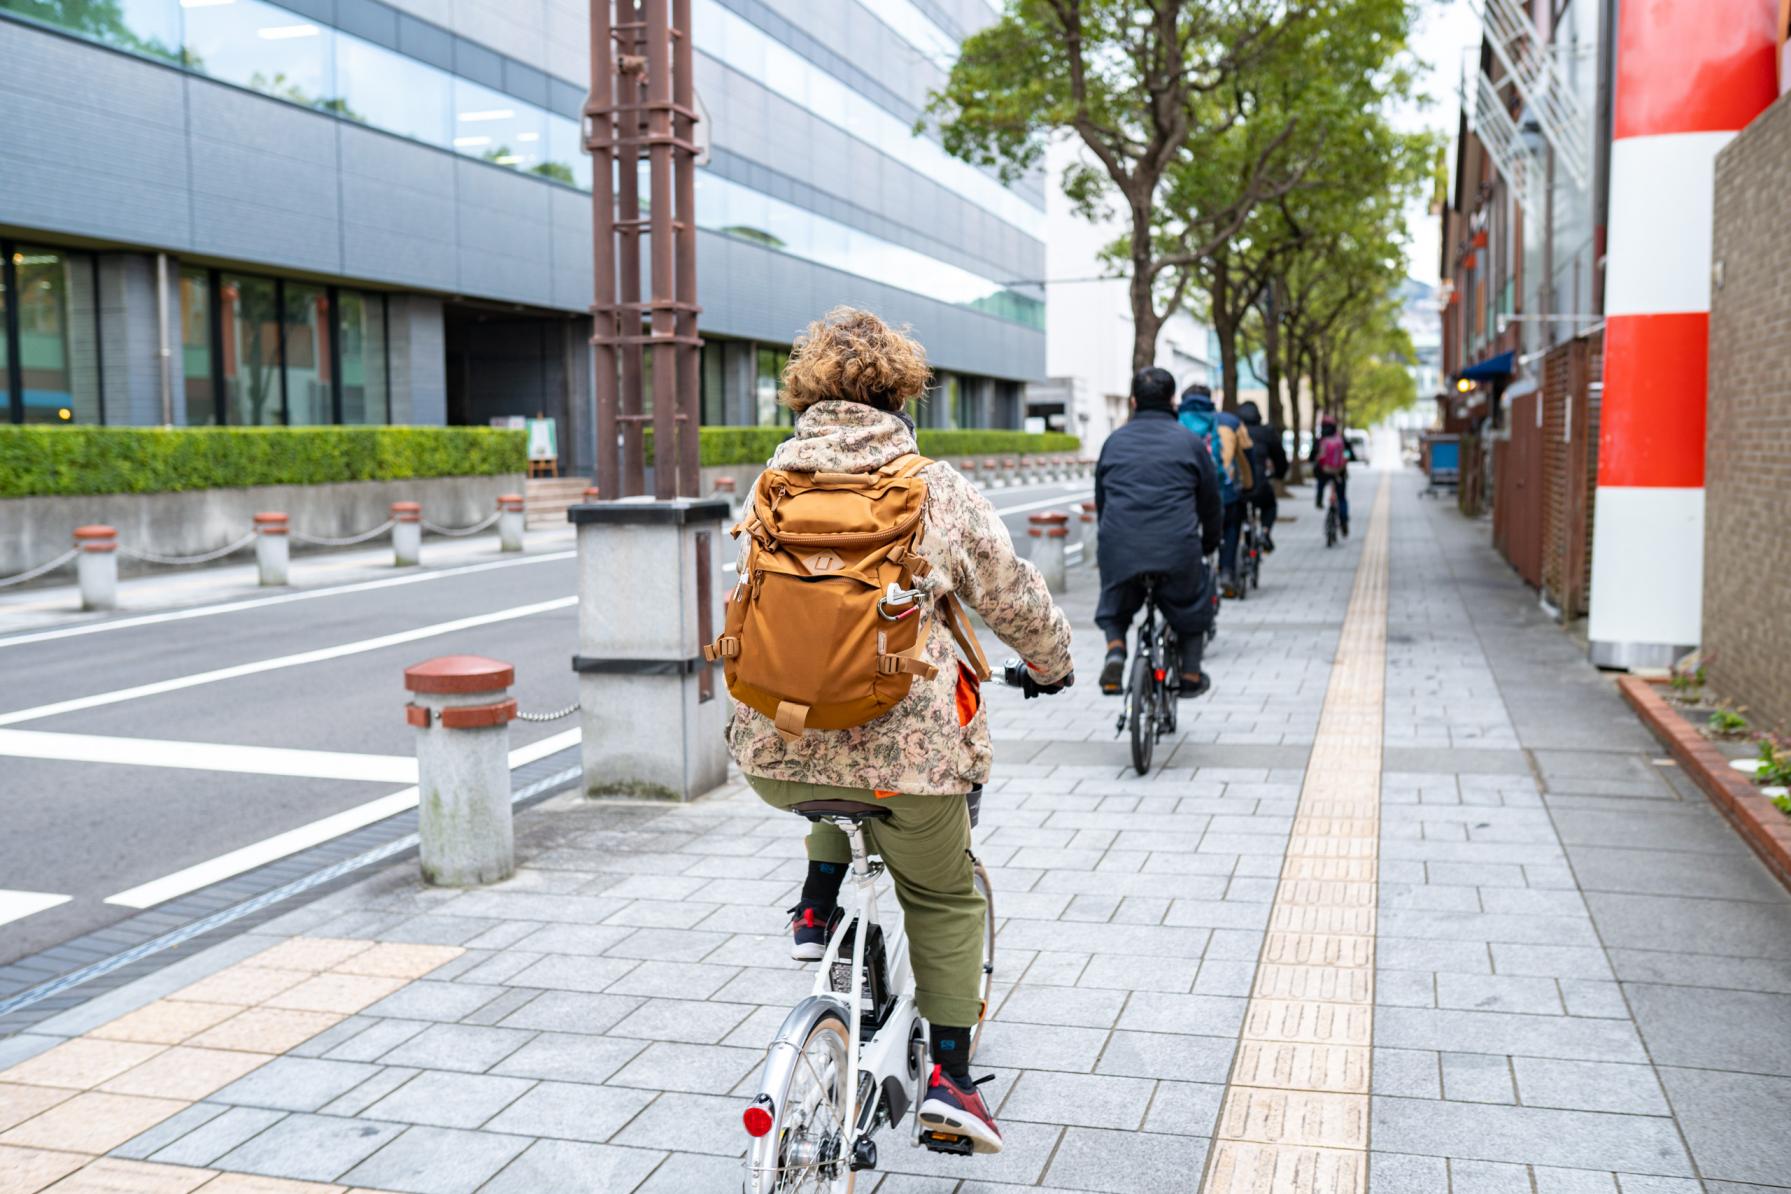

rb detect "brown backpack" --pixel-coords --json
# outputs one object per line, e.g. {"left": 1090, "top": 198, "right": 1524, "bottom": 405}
{"left": 704, "top": 453, "right": 990, "bottom": 741}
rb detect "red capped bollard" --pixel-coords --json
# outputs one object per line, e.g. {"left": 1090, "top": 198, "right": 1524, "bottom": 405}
{"left": 404, "top": 655, "right": 516, "bottom": 886}
{"left": 711, "top": 474, "right": 738, "bottom": 521}
{"left": 1028, "top": 511, "right": 1069, "bottom": 593}
{"left": 497, "top": 494, "right": 525, "bottom": 553}
{"left": 254, "top": 512, "right": 289, "bottom": 586}
{"left": 391, "top": 501, "right": 422, "bottom": 567}
{"left": 73, "top": 525, "right": 117, "bottom": 611}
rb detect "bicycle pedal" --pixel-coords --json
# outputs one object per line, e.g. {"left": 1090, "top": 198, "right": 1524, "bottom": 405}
{"left": 919, "top": 1129, "right": 975, "bottom": 1156}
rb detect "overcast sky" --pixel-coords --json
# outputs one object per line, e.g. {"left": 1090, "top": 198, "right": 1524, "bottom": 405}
{"left": 1400, "top": 0, "right": 1482, "bottom": 284}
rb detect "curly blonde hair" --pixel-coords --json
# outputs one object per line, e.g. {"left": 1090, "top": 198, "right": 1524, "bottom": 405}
{"left": 780, "top": 307, "right": 932, "bottom": 414}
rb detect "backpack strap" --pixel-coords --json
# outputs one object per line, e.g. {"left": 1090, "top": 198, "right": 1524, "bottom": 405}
{"left": 774, "top": 700, "right": 810, "bottom": 743}
{"left": 937, "top": 592, "right": 992, "bottom": 682}
{"left": 881, "top": 453, "right": 933, "bottom": 479}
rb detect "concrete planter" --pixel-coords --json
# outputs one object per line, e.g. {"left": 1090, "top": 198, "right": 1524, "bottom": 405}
{"left": 0, "top": 473, "right": 526, "bottom": 579}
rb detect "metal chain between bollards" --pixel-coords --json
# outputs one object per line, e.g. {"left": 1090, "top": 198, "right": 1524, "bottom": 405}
{"left": 0, "top": 548, "right": 81, "bottom": 589}
{"left": 289, "top": 519, "right": 397, "bottom": 547}
{"left": 116, "top": 533, "right": 258, "bottom": 566}
{"left": 515, "top": 701, "right": 581, "bottom": 723}
{"left": 421, "top": 511, "right": 503, "bottom": 538}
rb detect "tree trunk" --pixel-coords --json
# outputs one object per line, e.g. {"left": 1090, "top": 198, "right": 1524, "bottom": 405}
{"left": 1212, "top": 260, "right": 1241, "bottom": 412}
{"left": 1128, "top": 198, "right": 1161, "bottom": 374}
{"left": 1260, "top": 286, "right": 1283, "bottom": 432}
{"left": 1286, "top": 346, "right": 1305, "bottom": 485}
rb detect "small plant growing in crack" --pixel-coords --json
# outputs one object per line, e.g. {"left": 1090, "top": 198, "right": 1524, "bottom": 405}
{"left": 1708, "top": 706, "right": 1751, "bottom": 739}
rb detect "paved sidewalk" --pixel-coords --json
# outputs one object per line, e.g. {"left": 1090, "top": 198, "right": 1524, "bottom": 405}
{"left": 3, "top": 469, "right": 1789, "bottom": 1193}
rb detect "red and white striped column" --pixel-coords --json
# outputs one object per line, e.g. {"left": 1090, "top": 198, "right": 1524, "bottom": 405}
{"left": 1588, "top": 0, "right": 1779, "bottom": 669}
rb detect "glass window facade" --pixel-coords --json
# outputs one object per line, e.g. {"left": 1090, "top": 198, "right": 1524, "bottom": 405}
{"left": 1, "top": 243, "right": 102, "bottom": 425}
{"left": 180, "top": 267, "right": 216, "bottom": 426}
{"left": 337, "top": 290, "right": 388, "bottom": 425}
{"left": 336, "top": 33, "right": 450, "bottom": 146}
{"left": 181, "top": 0, "right": 333, "bottom": 110}
{"left": 282, "top": 282, "right": 329, "bottom": 425}
{"left": 223, "top": 274, "right": 281, "bottom": 426}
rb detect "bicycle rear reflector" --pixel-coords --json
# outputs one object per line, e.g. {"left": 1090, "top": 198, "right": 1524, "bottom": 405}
{"left": 743, "top": 1096, "right": 775, "bottom": 1137}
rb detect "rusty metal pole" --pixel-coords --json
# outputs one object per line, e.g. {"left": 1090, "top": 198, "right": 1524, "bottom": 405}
{"left": 644, "top": 0, "right": 677, "bottom": 500}
{"left": 586, "top": 0, "right": 618, "bottom": 498}
{"left": 615, "top": 0, "right": 647, "bottom": 495}
{"left": 672, "top": 0, "right": 700, "bottom": 497}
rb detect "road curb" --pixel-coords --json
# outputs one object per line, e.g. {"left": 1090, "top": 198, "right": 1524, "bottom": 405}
{"left": 1618, "top": 674, "right": 1791, "bottom": 892}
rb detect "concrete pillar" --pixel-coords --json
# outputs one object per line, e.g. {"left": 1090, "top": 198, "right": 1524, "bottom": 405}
{"left": 983, "top": 458, "right": 1000, "bottom": 488}
{"left": 962, "top": 459, "right": 980, "bottom": 487}
{"left": 1080, "top": 501, "right": 1098, "bottom": 567}
{"left": 74, "top": 525, "right": 117, "bottom": 611}
{"left": 583, "top": 486, "right": 601, "bottom": 503}
{"left": 404, "top": 655, "right": 516, "bottom": 886}
{"left": 1002, "top": 457, "right": 1018, "bottom": 487}
{"left": 1028, "top": 511, "right": 1069, "bottom": 593}
{"left": 497, "top": 494, "right": 525, "bottom": 552}
{"left": 572, "top": 498, "right": 731, "bottom": 800}
{"left": 386, "top": 296, "right": 447, "bottom": 426}
{"left": 254, "top": 512, "right": 290, "bottom": 586}
{"left": 392, "top": 502, "right": 421, "bottom": 567}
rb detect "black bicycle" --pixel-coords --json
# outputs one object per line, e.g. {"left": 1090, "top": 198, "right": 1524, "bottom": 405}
{"left": 1324, "top": 483, "right": 1342, "bottom": 549}
{"left": 1115, "top": 575, "right": 1179, "bottom": 775}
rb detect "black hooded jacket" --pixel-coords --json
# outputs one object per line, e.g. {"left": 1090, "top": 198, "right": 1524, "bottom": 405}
{"left": 1093, "top": 406, "right": 1223, "bottom": 581}
{"left": 1236, "top": 401, "right": 1288, "bottom": 496}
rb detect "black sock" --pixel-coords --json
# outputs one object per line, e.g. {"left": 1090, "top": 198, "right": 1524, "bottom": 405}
{"left": 801, "top": 860, "right": 845, "bottom": 909}
{"left": 930, "top": 1025, "right": 973, "bottom": 1081}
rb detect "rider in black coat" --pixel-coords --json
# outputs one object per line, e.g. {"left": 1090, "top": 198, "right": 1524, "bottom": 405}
{"left": 1092, "top": 368, "right": 1223, "bottom": 698}
{"left": 1236, "top": 400, "right": 1288, "bottom": 552}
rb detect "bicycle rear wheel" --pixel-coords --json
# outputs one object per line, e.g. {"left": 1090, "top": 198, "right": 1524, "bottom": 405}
{"left": 746, "top": 1005, "right": 855, "bottom": 1193}
{"left": 970, "top": 860, "right": 996, "bottom": 1060}
{"left": 1128, "top": 653, "right": 1155, "bottom": 774}
{"left": 1325, "top": 504, "right": 1339, "bottom": 548}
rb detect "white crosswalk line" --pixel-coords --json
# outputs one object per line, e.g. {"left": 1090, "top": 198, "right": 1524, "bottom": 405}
{"left": 0, "top": 890, "right": 73, "bottom": 929}
{"left": 0, "top": 596, "right": 576, "bottom": 728}
{"left": 103, "top": 728, "right": 582, "bottom": 910}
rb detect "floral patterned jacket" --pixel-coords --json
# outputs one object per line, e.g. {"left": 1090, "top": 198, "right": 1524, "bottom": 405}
{"left": 726, "top": 400, "right": 1075, "bottom": 795}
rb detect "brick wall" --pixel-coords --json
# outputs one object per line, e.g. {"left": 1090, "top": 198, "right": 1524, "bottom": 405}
{"left": 1707, "top": 92, "right": 1791, "bottom": 733}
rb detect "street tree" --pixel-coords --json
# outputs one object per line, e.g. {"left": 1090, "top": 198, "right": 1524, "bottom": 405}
{"left": 925, "top": 0, "right": 1306, "bottom": 372}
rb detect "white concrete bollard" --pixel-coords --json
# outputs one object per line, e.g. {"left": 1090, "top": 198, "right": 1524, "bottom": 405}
{"left": 254, "top": 512, "right": 290, "bottom": 586}
{"left": 1002, "top": 457, "right": 1019, "bottom": 487}
{"left": 405, "top": 655, "right": 517, "bottom": 886}
{"left": 497, "top": 494, "right": 525, "bottom": 552}
{"left": 392, "top": 501, "right": 422, "bottom": 567}
{"left": 74, "top": 525, "right": 117, "bottom": 611}
{"left": 962, "top": 459, "right": 980, "bottom": 487}
{"left": 1080, "top": 501, "right": 1098, "bottom": 566}
{"left": 1028, "top": 511, "right": 1069, "bottom": 593}
{"left": 983, "top": 458, "right": 1001, "bottom": 488}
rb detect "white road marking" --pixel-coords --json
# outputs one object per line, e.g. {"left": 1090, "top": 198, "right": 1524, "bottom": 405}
{"left": 991, "top": 489, "right": 1094, "bottom": 517}
{"left": 0, "top": 890, "right": 73, "bottom": 929}
{"left": 0, "top": 596, "right": 577, "bottom": 728}
{"left": 0, "top": 729, "right": 417, "bottom": 783}
{"left": 104, "top": 727, "right": 583, "bottom": 909}
{"left": 0, "top": 551, "right": 576, "bottom": 651}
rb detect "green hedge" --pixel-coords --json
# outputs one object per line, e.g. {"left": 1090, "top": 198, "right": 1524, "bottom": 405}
{"left": 645, "top": 426, "right": 1080, "bottom": 466}
{"left": 0, "top": 427, "right": 527, "bottom": 498}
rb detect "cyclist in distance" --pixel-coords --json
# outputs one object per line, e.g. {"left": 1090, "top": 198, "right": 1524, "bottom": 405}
{"left": 1093, "top": 367, "right": 1223, "bottom": 699}
{"left": 1237, "top": 400, "right": 1288, "bottom": 552}
{"left": 1310, "top": 415, "right": 1357, "bottom": 537}
{"left": 1177, "top": 385, "right": 1254, "bottom": 598}
{"left": 725, "top": 308, "right": 1074, "bottom": 1155}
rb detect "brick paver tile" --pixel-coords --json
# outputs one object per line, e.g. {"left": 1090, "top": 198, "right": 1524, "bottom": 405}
{"left": 185, "top": 1010, "right": 344, "bottom": 1056}
{"left": 1, "top": 1042, "right": 168, "bottom": 1092}
{"left": 240, "top": 941, "right": 372, "bottom": 975}
{"left": 193, "top": 1175, "right": 347, "bottom": 1193}
{"left": 89, "top": 1005, "right": 243, "bottom": 1048}
{"left": 0, "top": 1084, "right": 75, "bottom": 1133}
{"left": 95, "top": 1049, "right": 270, "bottom": 1103}
{"left": 167, "top": 971, "right": 310, "bottom": 1010}
{"left": 0, "top": 1092, "right": 186, "bottom": 1154}
{"left": 260, "top": 976, "right": 406, "bottom": 1017}
{"left": 327, "top": 944, "right": 462, "bottom": 981}
{"left": 0, "top": 1143, "right": 88, "bottom": 1194}
{"left": 38, "top": 1158, "right": 214, "bottom": 1194}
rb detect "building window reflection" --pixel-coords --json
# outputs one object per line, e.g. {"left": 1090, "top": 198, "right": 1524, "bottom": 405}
{"left": 181, "top": 0, "right": 334, "bottom": 112}
{"left": 283, "top": 282, "right": 329, "bottom": 425}
{"left": 180, "top": 268, "right": 217, "bottom": 426}
{"left": 453, "top": 78, "right": 546, "bottom": 174}
{"left": 222, "top": 274, "right": 282, "bottom": 426}
{"left": 336, "top": 33, "right": 450, "bottom": 146}
{"left": 337, "top": 290, "right": 388, "bottom": 425}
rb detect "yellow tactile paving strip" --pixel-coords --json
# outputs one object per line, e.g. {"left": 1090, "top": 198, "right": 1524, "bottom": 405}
{"left": 1202, "top": 475, "right": 1391, "bottom": 1194}
{"left": 0, "top": 938, "right": 461, "bottom": 1194}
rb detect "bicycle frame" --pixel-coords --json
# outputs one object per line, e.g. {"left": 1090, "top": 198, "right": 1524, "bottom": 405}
{"left": 749, "top": 817, "right": 923, "bottom": 1187}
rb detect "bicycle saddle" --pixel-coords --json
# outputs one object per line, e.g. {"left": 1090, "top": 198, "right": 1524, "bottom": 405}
{"left": 790, "top": 799, "right": 894, "bottom": 823}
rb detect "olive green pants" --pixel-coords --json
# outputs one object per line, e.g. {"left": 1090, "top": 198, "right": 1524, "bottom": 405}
{"left": 747, "top": 776, "right": 985, "bottom": 1028}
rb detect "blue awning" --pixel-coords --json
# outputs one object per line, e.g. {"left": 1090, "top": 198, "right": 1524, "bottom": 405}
{"left": 1457, "top": 351, "right": 1514, "bottom": 381}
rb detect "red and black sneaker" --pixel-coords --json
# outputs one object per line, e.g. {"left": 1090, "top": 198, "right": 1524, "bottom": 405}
{"left": 787, "top": 900, "right": 833, "bottom": 962}
{"left": 916, "top": 1065, "right": 1003, "bottom": 1154}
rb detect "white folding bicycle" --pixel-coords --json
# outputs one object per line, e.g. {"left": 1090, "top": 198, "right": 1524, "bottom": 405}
{"left": 740, "top": 791, "right": 997, "bottom": 1192}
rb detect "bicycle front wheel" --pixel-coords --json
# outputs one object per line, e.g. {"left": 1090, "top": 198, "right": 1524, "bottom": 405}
{"left": 1129, "top": 653, "right": 1155, "bottom": 774}
{"left": 746, "top": 1005, "right": 856, "bottom": 1194}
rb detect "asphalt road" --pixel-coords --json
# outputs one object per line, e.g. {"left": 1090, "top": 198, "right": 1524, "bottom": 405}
{"left": 0, "top": 480, "right": 1093, "bottom": 966}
